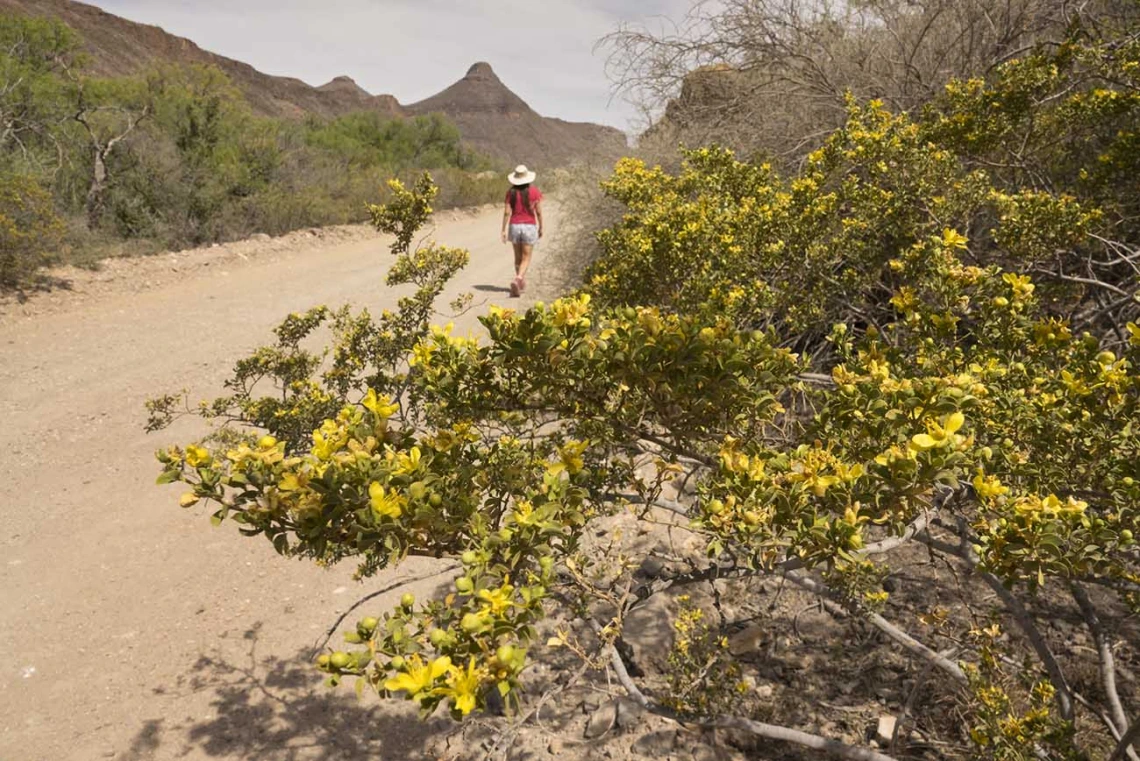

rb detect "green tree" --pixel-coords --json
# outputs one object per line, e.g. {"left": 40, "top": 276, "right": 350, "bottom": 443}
{"left": 0, "top": 13, "right": 78, "bottom": 172}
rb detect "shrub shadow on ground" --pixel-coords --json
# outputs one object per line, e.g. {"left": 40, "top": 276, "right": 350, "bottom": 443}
{"left": 131, "top": 622, "right": 452, "bottom": 761}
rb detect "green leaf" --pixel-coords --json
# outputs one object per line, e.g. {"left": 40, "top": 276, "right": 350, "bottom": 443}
{"left": 156, "top": 470, "right": 180, "bottom": 485}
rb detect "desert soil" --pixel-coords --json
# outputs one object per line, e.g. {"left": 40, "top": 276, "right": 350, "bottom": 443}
{"left": 0, "top": 205, "right": 565, "bottom": 761}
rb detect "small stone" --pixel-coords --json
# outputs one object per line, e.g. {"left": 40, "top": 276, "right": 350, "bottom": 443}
{"left": 692, "top": 745, "right": 724, "bottom": 761}
{"left": 585, "top": 700, "right": 618, "bottom": 739}
{"left": 615, "top": 697, "right": 645, "bottom": 729}
{"left": 875, "top": 715, "right": 897, "bottom": 745}
{"left": 727, "top": 624, "right": 768, "bottom": 656}
{"left": 631, "top": 730, "right": 676, "bottom": 755}
{"left": 637, "top": 555, "right": 667, "bottom": 579}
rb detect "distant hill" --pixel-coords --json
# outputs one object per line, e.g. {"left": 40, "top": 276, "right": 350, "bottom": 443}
{"left": 0, "top": 0, "right": 626, "bottom": 167}
{"left": 406, "top": 62, "right": 627, "bottom": 166}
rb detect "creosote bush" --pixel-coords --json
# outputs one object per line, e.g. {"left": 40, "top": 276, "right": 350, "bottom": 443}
{"left": 152, "top": 25, "right": 1139, "bottom": 761}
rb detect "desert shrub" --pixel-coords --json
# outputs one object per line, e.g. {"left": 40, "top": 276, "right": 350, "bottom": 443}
{"left": 148, "top": 6, "right": 1138, "bottom": 760}
{"left": 586, "top": 32, "right": 1140, "bottom": 345}
{"left": 0, "top": 172, "right": 64, "bottom": 287}
{"left": 155, "top": 149, "right": 1138, "bottom": 760}
{"left": 606, "top": 0, "right": 1136, "bottom": 164}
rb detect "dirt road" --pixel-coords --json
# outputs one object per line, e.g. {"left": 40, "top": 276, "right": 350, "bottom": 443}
{"left": 0, "top": 205, "right": 560, "bottom": 761}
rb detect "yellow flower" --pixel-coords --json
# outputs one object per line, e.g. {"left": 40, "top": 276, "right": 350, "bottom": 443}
{"left": 512, "top": 499, "right": 537, "bottom": 526}
{"left": 369, "top": 482, "right": 405, "bottom": 519}
{"left": 394, "top": 446, "right": 423, "bottom": 475}
{"left": 185, "top": 445, "right": 212, "bottom": 468}
{"left": 279, "top": 472, "right": 311, "bottom": 492}
{"left": 549, "top": 440, "right": 588, "bottom": 477}
{"left": 1002, "top": 272, "right": 1035, "bottom": 301}
{"left": 941, "top": 228, "right": 969, "bottom": 250}
{"left": 311, "top": 420, "right": 347, "bottom": 461}
{"left": 362, "top": 389, "right": 399, "bottom": 419}
{"left": 476, "top": 583, "right": 516, "bottom": 616}
{"left": 1127, "top": 322, "right": 1140, "bottom": 346}
{"left": 409, "top": 340, "right": 436, "bottom": 368}
{"left": 441, "top": 658, "right": 485, "bottom": 716}
{"left": 910, "top": 412, "right": 965, "bottom": 451}
{"left": 384, "top": 655, "right": 453, "bottom": 698}
{"left": 972, "top": 473, "right": 1009, "bottom": 500}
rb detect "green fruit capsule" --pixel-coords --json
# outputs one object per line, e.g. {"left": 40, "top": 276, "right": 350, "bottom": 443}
{"left": 316, "top": 654, "right": 331, "bottom": 668}
{"left": 1120, "top": 530, "right": 1134, "bottom": 542}
{"left": 359, "top": 617, "right": 379, "bottom": 633}
{"left": 1097, "top": 351, "right": 1116, "bottom": 365}
{"left": 330, "top": 652, "right": 351, "bottom": 670}
{"left": 429, "top": 628, "right": 448, "bottom": 647}
{"left": 390, "top": 656, "right": 406, "bottom": 671}
{"left": 539, "top": 556, "right": 554, "bottom": 573}
{"left": 461, "top": 550, "right": 478, "bottom": 565}
{"left": 461, "top": 613, "right": 483, "bottom": 633}
{"left": 429, "top": 493, "right": 442, "bottom": 507}
{"left": 496, "top": 644, "right": 515, "bottom": 664}
{"left": 455, "top": 577, "right": 474, "bottom": 593}
{"left": 400, "top": 593, "right": 415, "bottom": 610}
{"left": 408, "top": 482, "right": 427, "bottom": 500}
{"left": 1122, "top": 477, "right": 1135, "bottom": 487}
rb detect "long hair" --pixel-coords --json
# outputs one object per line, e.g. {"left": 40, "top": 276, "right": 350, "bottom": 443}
{"left": 509, "top": 183, "right": 533, "bottom": 214}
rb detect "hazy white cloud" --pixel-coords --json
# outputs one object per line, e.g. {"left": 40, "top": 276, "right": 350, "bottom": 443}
{"left": 92, "top": 0, "right": 695, "bottom": 131}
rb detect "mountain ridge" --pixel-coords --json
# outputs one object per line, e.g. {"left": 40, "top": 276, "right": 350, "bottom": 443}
{"left": 0, "top": 0, "right": 625, "bottom": 166}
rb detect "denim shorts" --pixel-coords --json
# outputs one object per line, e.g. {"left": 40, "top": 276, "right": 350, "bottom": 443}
{"left": 508, "top": 223, "right": 539, "bottom": 245}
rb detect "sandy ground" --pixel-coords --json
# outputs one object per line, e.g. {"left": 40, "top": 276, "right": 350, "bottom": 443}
{"left": 0, "top": 205, "right": 561, "bottom": 761}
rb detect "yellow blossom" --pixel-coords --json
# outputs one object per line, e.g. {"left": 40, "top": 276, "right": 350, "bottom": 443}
{"left": 369, "top": 482, "right": 405, "bottom": 519}
{"left": 476, "top": 583, "right": 516, "bottom": 616}
{"left": 362, "top": 388, "right": 399, "bottom": 419}
{"left": 441, "top": 658, "right": 485, "bottom": 716}
{"left": 910, "top": 412, "right": 965, "bottom": 451}
{"left": 383, "top": 655, "right": 453, "bottom": 698}
{"left": 185, "top": 445, "right": 212, "bottom": 468}
{"left": 972, "top": 473, "right": 1010, "bottom": 500}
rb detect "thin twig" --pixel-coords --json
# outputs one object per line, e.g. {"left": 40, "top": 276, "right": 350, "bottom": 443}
{"left": 602, "top": 641, "right": 903, "bottom": 761}
{"left": 308, "top": 564, "right": 459, "bottom": 657}
{"left": 1071, "top": 582, "right": 1138, "bottom": 761}
{"left": 782, "top": 570, "right": 967, "bottom": 684}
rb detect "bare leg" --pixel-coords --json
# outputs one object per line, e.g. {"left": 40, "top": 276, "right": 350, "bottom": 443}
{"left": 517, "top": 243, "right": 533, "bottom": 285}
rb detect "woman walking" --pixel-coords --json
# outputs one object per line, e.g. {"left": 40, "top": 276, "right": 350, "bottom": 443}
{"left": 501, "top": 164, "right": 544, "bottom": 297}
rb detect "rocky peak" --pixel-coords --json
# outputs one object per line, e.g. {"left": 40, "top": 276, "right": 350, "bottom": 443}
{"left": 464, "top": 62, "right": 499, "bottom": 82}
{"left": 318, "top": 75, "right": 370, "bottom": 96}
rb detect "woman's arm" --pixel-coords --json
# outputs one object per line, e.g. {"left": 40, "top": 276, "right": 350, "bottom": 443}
{"left": 501, "top": 201, "right": 511, "bottom": 243}
{"left": 535, "top": 200, "right": 544, "bottom": 239}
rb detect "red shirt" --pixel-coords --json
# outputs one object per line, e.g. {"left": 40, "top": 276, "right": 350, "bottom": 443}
{"left": 506, "top": 186, "right": 542, "bottom": 225}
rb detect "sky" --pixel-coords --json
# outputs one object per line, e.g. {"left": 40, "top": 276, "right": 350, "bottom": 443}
{"left": 94, "top": 0, "right": 696, "bottom": 133}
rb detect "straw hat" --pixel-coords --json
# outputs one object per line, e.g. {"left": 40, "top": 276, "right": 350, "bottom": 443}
{"left": 508, "top": 164, "right": 536, "bottom": 186}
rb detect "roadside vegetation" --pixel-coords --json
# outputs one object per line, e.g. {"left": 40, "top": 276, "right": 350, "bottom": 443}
{"left": 148, "top": 1, "right": 1139, "bottom": 759}
{"left": 0, "top": 13, "right": 501, "bottom": 290}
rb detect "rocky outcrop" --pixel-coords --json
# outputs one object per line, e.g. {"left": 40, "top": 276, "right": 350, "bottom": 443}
{"left": 406, "top": 62, "right": 627, "bottom": 166}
